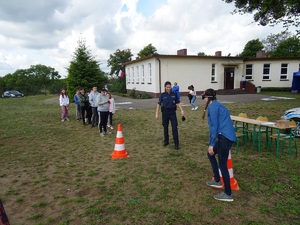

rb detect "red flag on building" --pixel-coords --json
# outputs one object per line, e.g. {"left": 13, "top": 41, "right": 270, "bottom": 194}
{"left": 118, "top": 70, "right": 124, "bottom": 78}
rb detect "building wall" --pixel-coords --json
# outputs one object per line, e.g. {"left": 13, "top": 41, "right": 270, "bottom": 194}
{"left": 125, "top": 56, "right": 300, "bottom": 96}
{"left": 244, "top": 59, "right": 300, "bottom": 88}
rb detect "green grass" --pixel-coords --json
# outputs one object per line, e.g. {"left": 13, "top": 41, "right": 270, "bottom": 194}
{"left": 0, "top": 93, "right": 300, "bottom": 224}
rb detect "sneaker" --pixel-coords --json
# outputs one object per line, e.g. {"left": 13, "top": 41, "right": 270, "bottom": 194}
{"left": 206, "top": 180, "right": 223, "bottom": 188}
{"left": 191, "top": 108, "right": 195, "bottom": 110}
{"left": 195, "top": 106, "right": 198, "bottom": 110}
{"left": 107, "top": 125, "right": 111, "bottom": 128}
{"left": 104, "top": 131, "right": 111, "bottom": 135}
{"left": 100, "top": 132, "right": 104, "bottom": 137}
{"left": 110, "top": 126, "right": 114, "bottom": 130}
{"left": 213, "top": 192, "right": 233, "bottom": 202}
{"left": 65, "top": 118, "right": 69, "bottom": 121}
{"left": 61, "top": 119, "right": 65, "bottom": 122}
{"left": 174, "top": 145, "right": 179, "bottom": 150}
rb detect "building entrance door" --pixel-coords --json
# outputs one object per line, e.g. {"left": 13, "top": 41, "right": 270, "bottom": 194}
{"left": 224, "top": 67, "right": 235, "bottom": 89}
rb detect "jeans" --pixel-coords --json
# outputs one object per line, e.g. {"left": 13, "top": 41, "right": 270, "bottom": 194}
{"left": 91, "top": 107, "right": 99, "bottom": 125}
{"left": 108, "top": 112, "right": 114, "bottom": 126}
{"left": 191, "top": 95, "right": 197, "bottom": 109}
{"left": 207, "top": 135, "right": 233, "bottom": 196}
{"left": 75, "top": 104, "right": 81, "bottom": 120}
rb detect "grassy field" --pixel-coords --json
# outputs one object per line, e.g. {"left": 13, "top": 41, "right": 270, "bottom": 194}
{"left": 0, "top": 92, "right": 299, "bottom": 225}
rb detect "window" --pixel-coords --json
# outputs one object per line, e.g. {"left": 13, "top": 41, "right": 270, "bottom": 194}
{"left": 263, "top": 64, "right": 270, "bottom": 80}
{"left": 148, "top": 63, "right": 152, "bottom": 83}
{"left": 141, "top": 65, "right": 145, "bottom": 83}
{"left": 136, "top": 66, "right": 139, "bottom": 83}
{"left": 211, "top": 64, "right": 216, "bottom": 82}
{"left": 132, "top": 67, "right": 134, "bottom": 84}
{"left": 280, "top": 63, "right": 288, "bottom": 80}
{"left": 126, "top": 68, "right": 130, "bottom": 83}
{"left": 245, "top": 64, "right": 253, "bottom": 80}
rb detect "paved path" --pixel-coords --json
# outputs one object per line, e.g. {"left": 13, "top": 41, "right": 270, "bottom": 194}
{"left": 113, "top": 93, "right": 279, "bottom": 110}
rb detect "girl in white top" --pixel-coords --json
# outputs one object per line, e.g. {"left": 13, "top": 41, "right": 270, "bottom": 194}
{"left": 59, "top": 88, "right": 70, "bottom": 121}
{"left": 107, "top": 92, "right": 116, "bottom": 129}
{"left": 189, "top": 85, "right": 198, "bottom": 110}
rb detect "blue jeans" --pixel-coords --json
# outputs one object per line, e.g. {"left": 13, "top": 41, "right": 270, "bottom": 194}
{"left": 207, "top": 135, "right": 233, "bottom": 196}
{"left": 191, "top": 95, "right": 197, "bottom": 109}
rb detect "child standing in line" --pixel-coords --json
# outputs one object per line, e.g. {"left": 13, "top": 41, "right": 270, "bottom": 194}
{"left": 107, "top": 92, "right": 116, "bottom": 130}
{"left": 59, "top": 88, "right": 69, "bottom": 122}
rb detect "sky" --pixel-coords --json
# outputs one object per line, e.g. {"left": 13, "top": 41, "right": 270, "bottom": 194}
{"left": 0, "top": 0, "right": 295, "bottom": 77}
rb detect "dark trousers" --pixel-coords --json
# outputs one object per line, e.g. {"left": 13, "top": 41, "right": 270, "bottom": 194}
{"left": 86, "top": 106, "right": 92, "bottom": 123}
{"left": 80, "top": 106, "right": 87, "bottom": 124}
{"left": 207, "top": 135, "right": 233, "bottom": 196}
{"left": 162, "top": 110, "right": 179, "bottom": 146}
{"left": 99, "top": 111, "right": 109, "bottom": 133}
{"left": 91, "top": 107, "right": 99, "bottom": 126}
{"left": 108, "top": 112, "right": 113, "bottom": 126}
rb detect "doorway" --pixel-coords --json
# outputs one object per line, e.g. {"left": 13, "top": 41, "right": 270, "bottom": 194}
{"left": 224, "top": 67, "right": 235, "bottom": 89}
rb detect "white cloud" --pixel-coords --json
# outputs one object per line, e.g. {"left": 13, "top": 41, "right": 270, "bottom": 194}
{"left": 0, "top": 0, "right": 294, "bottom": 77}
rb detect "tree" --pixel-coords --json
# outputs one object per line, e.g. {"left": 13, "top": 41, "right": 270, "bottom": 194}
{"left": 197, "top": 52, "right": 206, "bottom": 56}
{"left": 67, "top": 39, "right": 107, "bottom": 98}
{"left": 137, "top": 43, "right": 157, "bottom": 58}
{"left": 240, "top": 39, "right": 264, "bottom": 57}
{"left": 270, "top": 36, "right": 300, "bottom": 57}
{"left": 107, "top": 49, "right": 132, "bottom": 93}
{"left": 223, "top": 0, "right": 300, "bottom": 31}
{"left": 107, "top": 49, "right": 132, "bottom": 75}
{"left": 262, "top": 31, "right": 292, "bottom": 55}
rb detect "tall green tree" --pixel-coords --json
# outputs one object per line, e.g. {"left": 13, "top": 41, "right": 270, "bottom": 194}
{"left": 67, "top": 39, "right": 107, "bottom": 98}
{"left": 107, "top": 49, "right": 132, "bottom": 75}
{"left": 197, "top": 52, "right": 206, "bottom": 56}
{"left": 270, "top": 36, "right": 300, "bottom": 57}
{"left": 107, "top": 49, "right": 132, "bottom": 93}
{"left": 240, "top": 39, "right": 264, "bottom": 57}
{"left": 262, "top": 31, "right": 292, "bottom": 56}
{"left": 223, "top": 0, "right": 300, "bottom": 31}
{"left": 137, "top": 43, "right": 157, "bottom": 58}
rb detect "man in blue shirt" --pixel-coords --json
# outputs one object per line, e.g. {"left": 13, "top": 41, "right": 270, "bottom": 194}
{"left": 156, "top": 81, "right": 185, "bottom": 150}
{"left": 202, "top": 88, "right": 236, "bottom": 202}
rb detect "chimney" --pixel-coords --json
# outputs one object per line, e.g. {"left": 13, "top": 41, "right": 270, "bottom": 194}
{"left": 177, "top": 49, "right": 187, "bottom": 56}
{"left": 215, "top": 51, "right": 222, "bottom": 57}
{"left": 256, "top": 50, "right": 266, "bottom": 58}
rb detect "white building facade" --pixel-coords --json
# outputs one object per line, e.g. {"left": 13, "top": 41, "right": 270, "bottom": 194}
{"left": 124, "top": 51, "right": 300, "bottom": 97}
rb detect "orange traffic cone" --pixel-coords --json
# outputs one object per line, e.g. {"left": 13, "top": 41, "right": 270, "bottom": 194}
{"left": 0, "top": 198, "right": 10, "bottom": 225}
{"left": 111, "top": 124, "right": 129, "bottom": 159}
{"left": 219, "top": 150, "right": 240, "bottom": 191}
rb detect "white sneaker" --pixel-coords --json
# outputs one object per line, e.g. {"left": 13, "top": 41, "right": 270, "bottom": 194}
{"left": 195, "top": 106, "right": 198, "bottom": 110}
{"left": 61, "top": 119, "right": 65, "bottom": 122}
{"left": 100, "top": 133, "right": 104, "bottom": 137}
{"left": 191, "top": 108, "right": 195, "bottom": 110}
{"left": 107, "top": 125, "right": 111, "bottom": 128}
{"left": 110, "top": 126, "right": 114, "bottom": 130}
{"left": 65, "top": 117, "right": 69, "bottom": 121}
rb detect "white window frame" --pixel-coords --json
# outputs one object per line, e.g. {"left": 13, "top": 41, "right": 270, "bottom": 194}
{"left": 280, "top": 63, "right": 288, "bottom": 80}
{"left": 141, "top": 65, "right": 145, "bottom": 84}
{"left": 126, "top": 68, "right": 130, "bottom": 83}
{"left": 148, "top": 63, "right": 152, "bottom": 83}
{"left": 245, "top": 64, "right": 253, "bottom": 80}
{"left": 132, "top": 67, "right": 134, "bottom": 84}
{"left": 136, "top": 66, "right": 139, "bottom": 83}
{"left": 263, "top": 63, "right": 271, "bottom": 80}
{"left": 211, "top": 63, "right": 216, "bottom": 82}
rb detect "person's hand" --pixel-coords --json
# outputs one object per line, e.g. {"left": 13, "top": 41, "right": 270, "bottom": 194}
{"left": 155, "top": 113, "right": 159, "bottom": 120}
{"left": 181, "top": 110, "right": 184, "bottom": 116}
{"left": 208, "top": 146, "right": 214, "bottom": 155}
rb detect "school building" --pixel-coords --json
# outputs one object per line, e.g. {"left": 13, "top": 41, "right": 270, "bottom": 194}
{"left": 124, "top": 49, "right": 300, "bottom": 97}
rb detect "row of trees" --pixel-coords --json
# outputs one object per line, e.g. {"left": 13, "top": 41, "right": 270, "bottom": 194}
{"left": 0, "top": 65, "right": 64, "bottom": 96}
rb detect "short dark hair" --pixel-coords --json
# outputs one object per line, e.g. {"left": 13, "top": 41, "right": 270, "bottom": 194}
{"left": 164, "top": 81, "right": 171, "bottom": 87}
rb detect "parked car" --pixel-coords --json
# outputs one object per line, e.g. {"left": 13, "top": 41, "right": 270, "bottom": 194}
{"left": 2, "top": 90, "right": 24, "bottom": 98}
{"left": 281, "top": 107, "right": 300, "bottom": 137}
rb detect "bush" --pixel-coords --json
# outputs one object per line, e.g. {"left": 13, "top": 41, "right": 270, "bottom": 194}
{"left": 129, "top": 88, "right": 138, "bottom": 99}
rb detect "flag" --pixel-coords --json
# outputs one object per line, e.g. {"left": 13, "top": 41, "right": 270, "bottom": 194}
{"left": 118, "top": 70, "right": 124, "bottom": 78}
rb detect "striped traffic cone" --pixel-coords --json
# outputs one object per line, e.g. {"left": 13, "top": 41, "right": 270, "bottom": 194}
{"left": 111, "top": 124, "right": 129, "bottom": 159}
{"left": 219, "top": 150, "right": 240, "bottom": 191}
{"left": 0, "top": 199, "right": 10, "bottom": 225}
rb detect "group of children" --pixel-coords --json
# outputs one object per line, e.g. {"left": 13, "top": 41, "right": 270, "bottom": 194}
{"left": 59, "top": 86, "right": 116, "bottom": 137}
